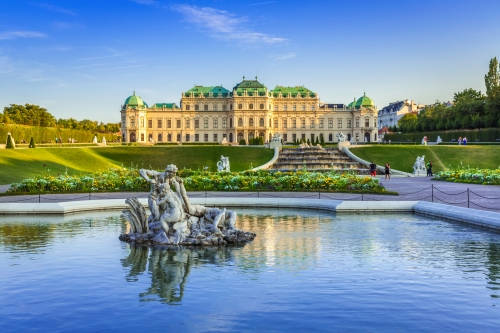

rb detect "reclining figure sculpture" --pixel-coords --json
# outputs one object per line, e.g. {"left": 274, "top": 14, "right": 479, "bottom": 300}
{"left": 119, "top": 164, "right": 256, "bottom": 246}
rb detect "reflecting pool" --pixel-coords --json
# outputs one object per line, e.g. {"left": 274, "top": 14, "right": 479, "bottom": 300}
{"left": 2, "top": 209, "right": 500, "bottom": 332}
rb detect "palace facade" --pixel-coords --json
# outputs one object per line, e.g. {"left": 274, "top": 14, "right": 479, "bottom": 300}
{"left": 120, "top": 77, "right": 379, "bottom": 144}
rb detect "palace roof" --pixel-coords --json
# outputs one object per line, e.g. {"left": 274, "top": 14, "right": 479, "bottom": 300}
{"left": 355, "top": 93, "right": 375, "bottom": 109}
{"left": 124, "top": 92, "right": 148, "bottom": 108}
{"left": 151, "top": 103, "right": 179, "bottom": 109}
{"left": 270, "top": 86, "right": 316, "bottom": 98}
{"left": 184, "top": 85, "right": 230, "bottom": 97}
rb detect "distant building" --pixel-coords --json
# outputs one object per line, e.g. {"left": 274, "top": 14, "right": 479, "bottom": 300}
{"left": 120, "top": 77, "right": 379, "bottom": 144}
{"left": 378, "top": 99, "right": 424, "bottom": 129}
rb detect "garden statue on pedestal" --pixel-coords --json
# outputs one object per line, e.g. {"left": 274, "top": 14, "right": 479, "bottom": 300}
{"left": 337, "top": 132, "right": 346, "bottom": 142}
{"left": 102, "top": 137, "right": 107, "bottom": 145}
{"left": 93, "top": 135, "right": 98, "bottom": 144}
{"left": 413, "top": 156, "right": 427, "bottom": 175}
{"left": 437, "top": 136, "right": 442, "bottom": 144}
{"left": 120, "top": 164, "right": 255, "bottom": 246}
{"left": 217, "top": 156, "right": 230, "bottom": 172}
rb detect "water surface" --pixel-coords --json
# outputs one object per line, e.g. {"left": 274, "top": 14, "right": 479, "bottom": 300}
{"left": 1, "top": 209, "right": 500, "bottom": 332}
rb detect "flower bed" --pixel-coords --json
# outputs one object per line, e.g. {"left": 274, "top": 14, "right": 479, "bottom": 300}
{"left": 434, "top": 168, "right": 500, "bottom": 185}
{"left": 6, "top": 168, "right": 387, "bottom": 194}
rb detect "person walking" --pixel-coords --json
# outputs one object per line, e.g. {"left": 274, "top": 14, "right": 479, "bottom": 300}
{"left": 463, "top": 137, "right": 467, "bottom": 146}
{"left": 458, "top": 136, "right": 462, "bottom": 145}
{"left": 369, "top": 161, "right": 377, "bottom": 177}
{"left": 384, "top": 162, "right": 391, "bottom": 181}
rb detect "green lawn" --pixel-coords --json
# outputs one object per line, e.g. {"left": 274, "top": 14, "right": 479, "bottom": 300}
{"left": 0, "top": 146, "right": 274, "bottom": 184}
{"left": 350, "top": 145, "right": 500, "bottom": 173}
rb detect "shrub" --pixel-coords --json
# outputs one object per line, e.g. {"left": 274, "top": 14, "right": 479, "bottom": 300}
{"left": 29, "top": 137, "right": 36, "bottom": 148}
{"left": 6, "top": 133, "right": 15, "bottom": 149}
{"left": 239, "top": 139, "right": 246, "bottom": 145}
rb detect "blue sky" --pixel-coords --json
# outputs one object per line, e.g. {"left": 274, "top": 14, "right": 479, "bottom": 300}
{"left": 1, "top": 0, "right": 499, "bottom": 123}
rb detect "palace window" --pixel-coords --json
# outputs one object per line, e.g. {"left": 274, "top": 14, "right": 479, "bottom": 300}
{"left": 301, "top": 119, "right": 306, "bottom": 129}
{"left": 213, "top": 119, "right": 218, "bottom": 128}
{"left": 158, "top": 134, "right": 162, "bottom": 142}
{"left": 365, "top": 118, "right": 369, "bottom": 127}
{"left": 274, "top": 118, "right": 278, "bottom": 128}
{"left": 195, "top": 119, "right": 199, "bottom": 129}
{"left": 176, "top": 120, "right": 181, "bottom": 128}
{"left": 204, "top": 119, "right": 209, "bottom": 128}
{"left": 328, "top": 119, "right": 333, "bottom": 128}
{"left": 168, "top": 134, "right": 172, "bottom": 142}
{"left": 260, "top": 118, "right": 265, "bottom": 127}
{"left": 292, "top": 104, "right": 297, "bottom": 111}
{"left": 301, "top": 134, "right": 306, "bottom": 140}
{"left": 157, "top": 119, "right": 162, "bottom": 128}
{"left": 260, "top": 104, "right": 264, "bottom": 110}
{"left": 374, "top": 118, "right": 377, "bottom": 127}
{"left": 176, "top": 133, "right": 181, "bottom": 141}
{"left": 140, "top": 117, "right": 144, "bottom": 128}
{"left": 301, "top": 105, "right": 306, "bottom": 111}
{"left": 292, "top": 133, "right": 296, "bottom": 141}
{"left": 311, "top": 134, "right": 315, "bottom": 142}
{"left": 213, "top": 134, "right": 218, "bottom": 141}
{"left": 213, "top": 104, "right": 218, "bottom": 111}
{"left": 237, "top": 132, "right": 244, "bottom": 141}
{"left": 283, "top": 105, "right": 287, "bottom": 111}
{"left": 249, "top": 118, "right": 254, "bottom": 126}
{"left": 186, "top": 134, "right": 190, "bottom": 142}
{"left": 141, "top": 133, "right": 145, "bottom": 141}
{"left": 292, "top": 119, "right": 296, "bottom": 128}
{"left": 269, "top": 118, "right": 271, "bottom": 127}
{"left": 167, "top": 119, "right": 172, "bottom": 128}
{"left": 222, "top": 118, "right": 227, "bottom": 128}
{"left": 238, "top": 118, "right": 243, "bottom": 126}
{"left": 230, "top": 104, "right": 232, "bottom": 110}
{"left": 195, "top": 134, "right": 199, "bottom": 142}
{"left": 283, "top": 119, "right": 288, "bottom": 129}
{"left": 274, "top": 105, "right": 278, "bottom": 111}
{"left": 238, "top": 104, "right": 243, "bottom": 109}
{"left": 311, "top": 105, "right": 315, "bottom": 111}
{"left": 195, "top": 105, "right": 199, "bottom": 111}
{"left": 347, "top": 119, "right": 352, "bottom": 128}
{"left": 148, "top": 119, "right": 152, "bottom": 128}
{"left": 186, "top": 105, "right": 190, "bottom": 111}
{"left": 222, "top": 104, "right": 227, "bottom": 111}
{"left": 204, "top": 104, "right": 208, "bottom": 111}
{"left": 131, "top": 119, "right": 135, "bottom": 127}
{"left": 337, "top": 119, "right": 342, "bottom": 128}
{"left": 185, "top": 119, "right": 190, "bottom": 129}
{"left": 356, "top": 120, "right": 360, "bottom": 128}
{"left": 204, "top": 134, "right": 208, "bottom": 142}
{"left": 229, "top": 118, "right": 233, "bottom": 127}
{"left": 329, "top": 134, "right": 333, "bottom": 141}
{"left": 283, "top": 134, "right": 287, "bottom": 141}
{"left": 319, "top": 119, "right": 324, "bottom": 128}
{"left": 249, "top": 104, "right": 254, "bottom": 109}
{"left": 310, "top": 119, "right": 315, "bottom": 128}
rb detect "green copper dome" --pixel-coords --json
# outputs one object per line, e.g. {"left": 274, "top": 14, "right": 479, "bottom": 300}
{"left": 124, "top": 92, "right": 148, "bottom": 108}
{"left": 347, "top": 98, "right": 356, "bottom": 109}
{"left": 355, "top": 93, "right": 375, "bottom": 109}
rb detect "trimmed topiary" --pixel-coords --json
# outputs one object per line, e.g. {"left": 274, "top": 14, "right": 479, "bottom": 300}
{"left": 239, "top": 139, "right": 246, "bottom": 145}
{"left": 6, "top": 133, "right": 15, "bottom": 149}
{"left": 29, "top": 137, "right": 36, "bottom": 148}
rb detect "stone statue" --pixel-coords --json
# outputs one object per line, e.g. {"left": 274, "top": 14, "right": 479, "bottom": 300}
{"left": 93, "top": 135, "right": 97, "bottom": 144}
{"left": 271, "top": 133, "right": 281, "bottom": 142}
{"left": 102, "top": 137, "right": 107, "bottom": 145}
{"left": 120, "top": 164, "right": 255, "bottom": 246}
{"left": 413, "top": 155, "right": 427, "bottom": 175}
{"left": 336, "top": 132, "right": 346, "bottom": 142}
{"left": 221, "top": 137, "right": 228, "bottom": 145}
{"left": 217, "top": 155, "right": 230, "bottom": 172}
{"left": 437, "top": 136, "right": 442, "bottom": 144}
{"left": 422, "top": 136, "right": 428, "bottom": 145}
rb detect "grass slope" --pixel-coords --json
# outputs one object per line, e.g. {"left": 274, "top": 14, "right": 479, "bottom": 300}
{"left": 0, "top": 146, "right": 274, "bottom": 184}
{"left": 350, "top": 145, "right": 500, "bottom": 173}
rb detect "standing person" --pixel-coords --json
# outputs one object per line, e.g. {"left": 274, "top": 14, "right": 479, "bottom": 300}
{"left": 384, "top": 162, "right": 391, "bottom": 181}
{"left": 463, "top": 137, "right": 467, "bottom": 146}
{"left": 458, "top": 136, "right": 462, "bottom": 145}
{"left": 426, "top": 161, "right": 433, "bottom": 177}
{"left": 369, "top": 161, "right": 377, "bottom": 177}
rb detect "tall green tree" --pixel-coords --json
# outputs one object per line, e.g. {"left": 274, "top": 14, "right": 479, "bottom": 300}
{"left": 484, "top": 57, "right": 500, "bottom": 126}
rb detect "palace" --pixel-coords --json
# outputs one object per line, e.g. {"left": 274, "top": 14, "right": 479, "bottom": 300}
{"left": 120, "top": 77, "right": 379, "bottom": 144}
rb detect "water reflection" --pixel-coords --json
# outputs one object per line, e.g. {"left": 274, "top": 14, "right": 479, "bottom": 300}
{"left": 121, "top": 244, "right": 237, "bottom": 304}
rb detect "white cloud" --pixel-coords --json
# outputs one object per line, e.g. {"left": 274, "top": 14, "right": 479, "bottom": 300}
{"left": 34, "top": 3, "right": 75, "bottom": 15}
{"left": 171, "top": 5, "right": 288, "bottom": 45}
{"left": 0, "top": 31, "right": 47, "bottom": 40}
{"left": 270, "top": 52, "right": 296, "bottom": 60}
{"left": 130, "top": 0, "right": 158, "bottom": 5}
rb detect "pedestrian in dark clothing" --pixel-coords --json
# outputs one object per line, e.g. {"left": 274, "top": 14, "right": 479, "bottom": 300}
{"left": 426, "top": 161, "right": 433, "bottom": 177}
{"left": 370, "top": 161, "right": 377, "bottom": 177}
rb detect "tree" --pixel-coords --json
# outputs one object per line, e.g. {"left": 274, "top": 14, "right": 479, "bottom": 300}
{"left": 320, "top": 135, "right": 325, "bottom": 146}
{"left": 29, "top": 137, "right": 36, "bottom": 148}
{"left": 6, "top": 133, "right": 15, "bottom": 149}
{"left": 239, "top": 139, "right": 246, "bottom": 145}
{"left": 398, "top": 113, "right": 418, "bottom": 132}
{"left": 485, "top": 57, "right": 500, "bottom": 126}
{"left": 315, "top": 136, "right": 319, "bottom": 145}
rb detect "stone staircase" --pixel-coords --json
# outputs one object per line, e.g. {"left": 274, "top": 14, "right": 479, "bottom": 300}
{"left": 269, "top": 147, "right": 371, "bottom": 174}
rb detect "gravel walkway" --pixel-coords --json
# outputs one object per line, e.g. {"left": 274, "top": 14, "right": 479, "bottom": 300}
{"left": 1, "top": 176, "right": 499, "bottom": 212}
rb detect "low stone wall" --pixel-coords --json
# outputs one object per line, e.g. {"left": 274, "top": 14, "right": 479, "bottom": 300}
{"left": 2, "top": 198, "right": 500, "bottom": 232}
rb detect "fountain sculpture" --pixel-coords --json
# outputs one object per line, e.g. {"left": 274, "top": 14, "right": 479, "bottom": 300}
{"left": 413, "top": 155, "right": 427, "bottom": 175}
{"left": 119, "top": 164, "right": 255, "bottom": 246}
{"left": 217, "top": 156, "right": 230, "bottom": 172}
